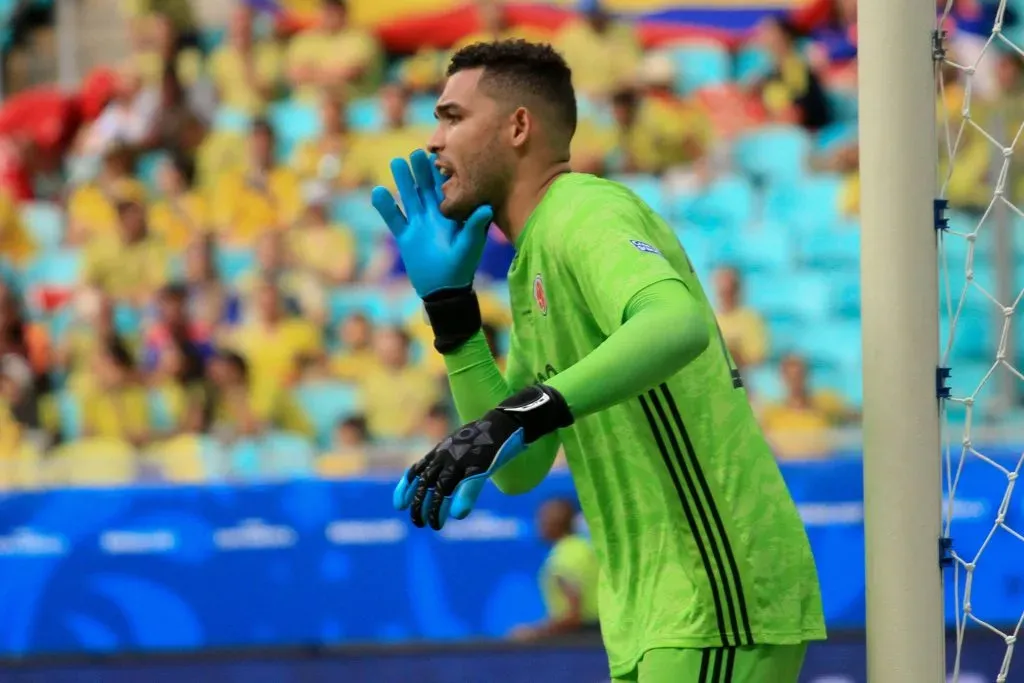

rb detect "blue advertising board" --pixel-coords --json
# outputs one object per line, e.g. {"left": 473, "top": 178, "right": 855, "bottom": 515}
{"left": 0, "top": 454, "right": 1022, "bottom": 658}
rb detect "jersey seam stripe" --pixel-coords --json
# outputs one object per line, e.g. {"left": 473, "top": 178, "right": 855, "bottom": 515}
{"left": 659, "top": 384, "right": 756, "bottom": 647}
{"left": 698, "top": 648, "right": 712, "bottom": 683}
{"left": 720, "top": 646, "right": 736, "bottom": 683}
{"left": 647, "top": 390, "right": 741, "bottom": 646}
{"left": 637, "top": 394, "right": 731, "bottom": 647}
{"left": 709, "top": 645, "right": 723, "bottom": 683}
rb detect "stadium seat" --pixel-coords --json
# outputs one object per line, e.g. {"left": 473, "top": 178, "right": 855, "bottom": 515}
{"left": 673, "top": 227, "right": 715, "bottom": 276}
{"left": 826, "top": 89, "right": 859, "bottom": 122}
{"left": 329, "top": 288, "right": 393, "bottom": 325}
{"left": 215, "top": 247, "right": 256, "bottom": 284}
{"left": 763, "top": 174, "right": 843, "bottom": 233}
{"left": 797, "top": 228, "right": 860, "bottom": 269}
{"left": 790, "top": 319, "right": 862, "bottom": 369}
{"left": 135, "top": 151, "right": 168, "bottom": 193}
{"left": 261, "top": 431, "right": 317, "bottom": 478}
{"left": 332, "top": 191, "right": 386, "bottom": 234}
{"left": 815, "top": 121, "right": 858, "bottom": 154}
{"left": 147, "top": 390, "right": 176, "bottom": 435}
{"left": 268, "top": 100, "right": 320, "bottom": 162}
{"left": 945, "top": 360, "right": 1003, "bottom": 422}
{"left": 608, "top": 174, "right": 665, "bottom": 215}
{"left": 766, "top": 318, "right": 806, "bottom": 357}
{"left": 744, "top": 271, "right": 831, "bottom": 321}
{"left": 830, "top": 269, "right": 861, "bottom": 318}
{"left": 733, "top": 125, "right": 810, "bottom": 187}
{"left": 814, "top": 364, "right": 864, "bottom": 407}
{"left": 56, "top": 389, "right": 83, "bottom": 441}
{"left": 734, "top": 45, "right": 773, "bottom": 83}
{"left": 113, "top": 304, "right": 142, "bottom": 337}
{"left": 409, "top": 94, "right": 439, "bottom": 127}
{"left": 146, "top": 435, "right": 205, "bottom": 484}
{"left": 670, "top": 173, "right": 756, "bottom": 232}
{"left": 21, "top": 249, "right": 81, "bottom": 290}
{"left": 941, "top": 309, "right": 995, "bottom": 361}
{"left": 745, "top": 363, "right": 784, "bottom": 401}
{"left": 47, "top": 437, "right": 137, "bottom": 487}
{"left": 213, "top": 106, "right": 252, "bottom": 134}
{"left": 347, "top": 97, "right": 382, "bottom": 132}
{"left": 293, "top": 380, "right": 361, "bottom": 449}
{"left": 664, "top": 42, "right": 731, "bottom": 95}
{"left": 716, "top": 226, "right": 793, "bottom": 272}
{"left": 21, "top": 201, "right": 64, "bottom": 249}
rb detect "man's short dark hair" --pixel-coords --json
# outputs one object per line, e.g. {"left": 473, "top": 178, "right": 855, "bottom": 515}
{"left": 448, "top": 39, "right": 577, "bottom": 144}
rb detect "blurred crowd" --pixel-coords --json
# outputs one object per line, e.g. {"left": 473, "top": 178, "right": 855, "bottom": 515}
{"left": 0, "top": 0, "right": 1016, "bottom": 487}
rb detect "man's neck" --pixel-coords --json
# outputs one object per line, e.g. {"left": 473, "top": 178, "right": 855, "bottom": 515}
{"left": 496, "top": 162, "right": 572, "bottom": 245}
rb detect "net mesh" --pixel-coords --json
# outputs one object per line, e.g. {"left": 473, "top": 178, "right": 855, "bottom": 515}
{"left": 936, "top": 2, "right": 1024, "bottom": 680}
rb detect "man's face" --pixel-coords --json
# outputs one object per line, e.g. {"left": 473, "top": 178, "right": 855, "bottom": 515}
{"left": 322, "top": 4, "right": 346, "bottom": 32}
{"left": 250, "top": 129, "right": 273, "bottom": 168}
{"left": 428, "top": 68, "right": 515, "bottom": 221}
{"left": 381, "top": 85, "right": 408, "bottom": 129}
{"left": 159, "top": 294, "right": 186, "bottom": 325}
{"left": 118, "top": 204, "right": 146, "bottom": 242}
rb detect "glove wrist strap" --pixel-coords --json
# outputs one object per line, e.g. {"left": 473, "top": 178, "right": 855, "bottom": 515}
{"left": 423, "top": 287, "right": 483, "bottom": 355}
{"left": 498, "top": 385, "right": 574, "bottom": 443}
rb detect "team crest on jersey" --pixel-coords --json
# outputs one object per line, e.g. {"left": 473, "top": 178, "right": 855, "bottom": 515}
{"left": 630, "top": 239, "right": 661, "bottom": 255}
{"left": 533, "top": 274, "right": 548, "bottom": 316}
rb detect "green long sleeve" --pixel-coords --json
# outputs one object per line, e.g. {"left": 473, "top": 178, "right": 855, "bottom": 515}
{"left": 546, "top": 278, "right": 710, "bottom": 418}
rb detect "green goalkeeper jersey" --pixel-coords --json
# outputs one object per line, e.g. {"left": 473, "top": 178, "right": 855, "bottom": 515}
{"left": 503, "top": 173, "right": 826, "bottom": 676}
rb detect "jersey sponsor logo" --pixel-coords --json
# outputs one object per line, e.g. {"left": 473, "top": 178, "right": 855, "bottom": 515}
{"left": 630, "top": 239, "right": 661, "bottom": 255}
{"left": 533, "top": 274, "right": 548, "bottom": 316}
{"left": 535, "top": 363, "right": 559, "bottom": 384}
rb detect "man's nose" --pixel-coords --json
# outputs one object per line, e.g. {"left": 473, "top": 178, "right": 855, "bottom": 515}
{"left": 427, "top": 126, "right": 444, "bottom": 155}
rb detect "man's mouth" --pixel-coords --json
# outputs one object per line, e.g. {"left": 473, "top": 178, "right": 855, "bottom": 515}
{"left": 435, "top": 161, "right": 455, "bottom": 187}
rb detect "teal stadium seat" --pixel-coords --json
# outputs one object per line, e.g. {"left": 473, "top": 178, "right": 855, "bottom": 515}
{"left": 830, "top": 270, "right": 861, "bottom": 318}
{"left": 113, "top": 304, "right": 142, "bottom": 337}
{"left": 745, "top": 363, "right": 784, "bottom": 401}
{"left": 826, "top": 89, "right": 859, "bottom": 122}
{"left": 213, "top": 107, "right": 252, "bottom": 134}
{"left": 665, "top": 42, "right": 730, "bottom": 95}
{"left": 608, "top": 174, "right": 665, "bottom": 215}
{"left": 22, "top": 249, "right": 81, "bottom": 290}
{"left": 945, "top": 360, "right": 1003, "bottom": 422}
{"left": 798, "top": 228, "right": 860, "bottom": 269}
{"left": 227, "top": 439, "right": 263, "bottom": 480}
{"left": 136, "top": 151, "right": 168, "bottom": 193}
{"left": 57, "top": 389, "right": 82, "bottom": 441}
{"left": 766, "top": 318, "right": 805, "bottom": 357}
{"left": 347, "top": 97, "right": 382, "bottom": 132}
{"left": 941, "top": 310, "right": 993, "bottom": 361}
{"left": 743, "top": 271, "right": 831, "bottom": 321}
{"left": 268, "top": 100, "right": 320, "bottom": 162}
{"left": 332, "top": 191, "right": 385, "bottom": 234}
{"left": 293, "top": 380, "right": 360, "bottom": 449}
{"left": 262, "top": 431, "right": 316, "bottom": 478}
{"left": 21, "top": 201, "right": 64, "bottom": 250}
{"left": 148, "top": 389, "right": 176, "bottom": 434}
{"left": 734, "top": 125, "right": 810, "bottom": 187}
{"left": 791, "top": 319, "right": 862, "bottom": 369}
{"left": 670, "top": 173, "right": 755, "bottom": 232}
{"left": 215, "top": 248, "right": 256, "bottom": 284}
{"left": 409, "top": 94, "right": 439, "bottom": 127}
{"left": 674, "top": 228, "right": 715, "bottom": 276}
{"left": 734, "top": 45, "right": 773, "bottom": 83}
{"left": 763, "top": 174, "right": 843, "bottom": 233}
{"left": 716, "top": 227, "right": 793, "bottom": 272}
{"left": 815, "top": 121, "right": 858, "bottom": 154}
{"left": 329, "top": 288, "right": 392, "bottom": 325}
{"left": 814, "top": 364, "right": 864, "bottom": 406}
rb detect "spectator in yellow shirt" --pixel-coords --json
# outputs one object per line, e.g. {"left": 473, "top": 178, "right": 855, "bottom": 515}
{"left": 290, "top": 97, "right": 351, "bottom": 187}
{"left": 237, "top": 230, "right": 328, "bottom": 326}
{"left": 285, "top": 0, "right": 382, "bottom": 102}
{"left": 0, "top": 190, "right": 34, "bottom": 265}
{"left": 208, "top": 5, "right": 283, "bottom": 115}
{"left": 554, "top": 0, "right": 641, "bottom": 100}
{"left": 81, "top": 338, "right": 151, "bottom": 447}
{"left": 83, "top": 199, "right": 169, "bottom": 306}
{"left": 66, "top": 145, "right": 149, "bottom": 243}
{"left": 207, "top": 350, "right": 313, "bottom": 441}
{"left": 212, "top": 119, "right": 303, "bottom": 244}
{"left": 317, "top": 414, "right": 370, "bottom": 477}
{"left": 0, "top": 354, "right": 29, "bottom": 460}
{"left": 359, "top": 326, "right": 441, "bottom": 440}
{"left": 54, "top": 291, "right": 134, "bottom": 394}
{"left": 341, "top": 83, "right": 434, "bottom": 189}
{"left": 711, "top": 266, "right": 769, "bottom": 368}
{"left": 760, "top": 354, "right": 856, "bottom": 460}
{"left": 752, "top": 17, "right": 830, "bottom": 130}
{"left": 229, "top": 279, "right": 322, "bottom": 418}
{"left": 148, "top": 153, "right": 208, "bottom": 250}
{"left": 330, "top": 312, "right": 376, "bottom": 382}
{"left": 287, "top": 186, "right": 358, "bottom": 285}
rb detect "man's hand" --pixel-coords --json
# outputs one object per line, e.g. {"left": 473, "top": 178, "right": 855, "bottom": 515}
{"left": 394, "top": 385, "right": 574, "bottom": 530}
{"left": 370, "top": 149, "right": 493, "bottom": 298}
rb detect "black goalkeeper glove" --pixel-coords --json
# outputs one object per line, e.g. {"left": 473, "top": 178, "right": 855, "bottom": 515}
{"left": 393, "top": 385, "right": 574, "bottom": 530}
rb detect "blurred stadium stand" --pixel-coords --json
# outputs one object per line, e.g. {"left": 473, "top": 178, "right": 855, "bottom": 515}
{"left": 0, "top": 0, "right": 1022, "bottom": 681}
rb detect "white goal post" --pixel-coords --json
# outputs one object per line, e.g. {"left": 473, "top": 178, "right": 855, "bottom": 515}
{"left": 858, "top": 0, "right": 947, "bottom": 681}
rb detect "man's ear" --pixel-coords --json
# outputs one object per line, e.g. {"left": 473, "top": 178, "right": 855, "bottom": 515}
{"left": 509, "top": 106, "right": 531, "bottom": 150}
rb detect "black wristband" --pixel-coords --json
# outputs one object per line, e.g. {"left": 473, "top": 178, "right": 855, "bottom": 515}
{"left": 422, "top": 287, "right": 483, "bottom": 355}
{"left": 497, "top": 385, "right": 575, "bottom": 443}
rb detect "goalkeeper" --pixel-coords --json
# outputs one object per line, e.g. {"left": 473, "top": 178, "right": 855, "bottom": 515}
{"left": 370, "top": 40, "right": 826, "bottom": 683}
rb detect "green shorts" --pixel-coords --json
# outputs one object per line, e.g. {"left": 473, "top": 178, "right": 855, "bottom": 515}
{"left": 612, "top": 643, "right": 808, "bottom": 683}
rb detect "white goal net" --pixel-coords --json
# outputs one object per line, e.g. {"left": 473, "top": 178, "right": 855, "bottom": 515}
{"left": 935, "top": 1, "right": 1024, "bottom": 680}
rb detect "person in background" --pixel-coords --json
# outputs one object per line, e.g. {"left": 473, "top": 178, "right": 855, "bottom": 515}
{"left": 330, "top": 312, "right": 376, "bottom": 382}
{"left": 54, "top": 291, "right": 131, "bottom": 394}
{"left": 358, "top": 326, "right": 440, "bottom": 440}
{"left": 83, "top": 199, "right": 168, "bottom": 306}
{"left": 148, "top": 335, "right": 207, "bottom": 436}
{"left": 78, "top": 62, "right": 161, "bottom": 157}
{"left": 751, "top": 16, "right": 831, "bottom": 130}
{"left": 554, "top": 0, "right": 641, "bottom": 100}
{"left": 759, "top": 353, "right": 856, "bottom": 460}
{"left": 0, "top": 187, "right": 35, "bottom": 265}
{"left": 237, "top": 230, "right": 326, "bottom": 325}
{"left": 0, "top": 353, "right": 31, "bottom": 458}
{"left": 142, "top": 283, "right": 213, "bottom": 374}
{"left": 341, "top": 82, "right": 433, "bottom": 190}
{"left": 183, "top": 236, "right": 240, "bottom": 330}
{"left": 711, "top": 266, "right": 769, "bottom": 369}
{"left": 317, "top": 414, "right": 370, "bottom": 477}
{"left": 140, "top": 63, "right": 206, "bottom": 156}
{"left": 212, "top": 118, "right": 303, "bottom": 244}
{"left": 81, "top": 338, "right": 151, "bottom": 447}
{"left": 229, "top": 279, "right": 322, "bottom": 418}
{"left": 509, "top": 497, "right": 600, "bottom": 642}
{"left": 291, "top": 97, "right": 350, "bottom": 187}
{"left": 286, "top": 0, "right": 381, "bottom": 102}
{"left": 287, "top": 184, "right": 358, "bottom": 286}
{"left": 207, "top": 4, "right": 283, "bottom": 115}
{"left": 66, "top": 145, "right": 148, "bottom": 243}
{"left": 148, "top": 153, "right": 208, "bottom": 250}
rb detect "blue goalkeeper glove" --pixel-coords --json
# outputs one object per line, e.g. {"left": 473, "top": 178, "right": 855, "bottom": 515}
{"left": 370, "top": 149, "right": 493, "bottom": 298}
{"left": 394, "top": 385, "right": 574, "bottom": 530}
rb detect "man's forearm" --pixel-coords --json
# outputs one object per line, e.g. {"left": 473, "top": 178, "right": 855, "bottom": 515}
{"left": 546, "top": 279, "right": 710, "bottom": 418}
{"left": 443, "top": 332, "right": 560, "bottom": 495}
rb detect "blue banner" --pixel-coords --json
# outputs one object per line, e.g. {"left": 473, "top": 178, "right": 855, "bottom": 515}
{"left": 1, "top": 454, "right": 1022, "bottom": 657}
